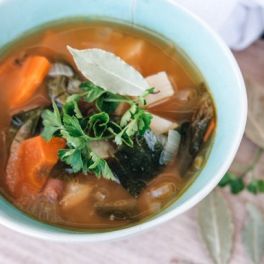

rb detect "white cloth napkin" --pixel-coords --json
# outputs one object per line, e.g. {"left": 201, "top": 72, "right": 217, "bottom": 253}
{"left": 176, "top": 0, "right": 264, "bottom": 50}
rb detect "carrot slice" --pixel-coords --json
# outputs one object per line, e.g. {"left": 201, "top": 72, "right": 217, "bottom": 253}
{"left": 0, "top": 59, "right": 13, "bottom": 76}
{"left": 6, "top": 136, "right": 65, "bottom": 197}
{"left": 204, "top": 119, "right": 216, "bottom": 142}
{"left": 9, "top": 56, "right": 51, "bottom": 110}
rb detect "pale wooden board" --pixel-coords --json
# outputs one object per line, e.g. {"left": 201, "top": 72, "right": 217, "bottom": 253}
{"left": 0, "top": 31, "right": 264, "bottom": 264}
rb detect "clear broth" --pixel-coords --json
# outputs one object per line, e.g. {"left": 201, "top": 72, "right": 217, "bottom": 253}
{"left": 0, "top": 19, "right": 213, "bottom": 230}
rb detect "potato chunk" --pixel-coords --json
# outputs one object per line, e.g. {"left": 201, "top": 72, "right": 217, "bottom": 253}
{"left": 60, "top": 181, "right": 93, "bottom": 210}
{"left": 116, "top": 37, "right": 146, "bottom": 67}
{"left": 145, "top": 71, "right": 175, "bottom": 106}
{"left": 150, "top": 114, "right": 178, "bottom": 135}
{"left": 89, "top": 141, "right": 115, "bottom": 159}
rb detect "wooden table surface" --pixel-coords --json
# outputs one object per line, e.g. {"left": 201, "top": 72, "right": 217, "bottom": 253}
{"left": 0, "top": 191, "right": 263, "bottom": 264}
{"left": 0, "top": 35, "right": 263, "bottom": 264}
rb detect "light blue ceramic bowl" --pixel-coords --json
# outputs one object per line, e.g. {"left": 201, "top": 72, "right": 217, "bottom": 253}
{"left": 0, "top": 0, "right": 247, "bottom": 241}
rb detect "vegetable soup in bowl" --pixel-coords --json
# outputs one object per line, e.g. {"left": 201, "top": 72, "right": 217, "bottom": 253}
{"left": 0, "top": 0, "right": 247, "bottom": 241}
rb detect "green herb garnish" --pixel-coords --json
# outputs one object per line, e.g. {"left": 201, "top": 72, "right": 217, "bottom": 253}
{"left": 218, "top": 149, "right": 264, "bottom": 195}
{"left": 41, "top": 47, "right": 157, "bottom": 180}
{"left": 41, "top": 82, "right": 155, "bottom": 180}
{"left": 218, "top": 172, "right": 245, "bottom": 194}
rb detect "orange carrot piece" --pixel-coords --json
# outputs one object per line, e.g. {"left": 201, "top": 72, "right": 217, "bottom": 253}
{"left": 0, "top": 59, "right": 12, "bottom": 76}
{"left": 21, "top": 136, "right": 65, "bottom": 192}
{"left": 6, "top": 136, "right": 65, "bottom": 197}
{"left": 204, "top": 119, "right": 216, "bottom": 142}
{"left": 9, "top": 56, "right": 51, "bottom": 110}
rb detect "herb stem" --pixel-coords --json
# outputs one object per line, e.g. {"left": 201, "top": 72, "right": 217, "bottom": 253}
{"left": 104, "top": 98, "right": 132, "bottom": 104}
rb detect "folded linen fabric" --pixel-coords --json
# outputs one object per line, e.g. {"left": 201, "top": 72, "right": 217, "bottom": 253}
{"left": 176, "top": 0, "right": 264, "bottom": 50}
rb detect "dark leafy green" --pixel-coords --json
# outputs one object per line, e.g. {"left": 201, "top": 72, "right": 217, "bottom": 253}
{"left": 177, "top": 94, "right": 214, "bottom": 176}
{"left": 108, "top": 131, "right": 163, "bottom": 197}
{"left": 9, "top": 109, "right": 42, "bottom": 145}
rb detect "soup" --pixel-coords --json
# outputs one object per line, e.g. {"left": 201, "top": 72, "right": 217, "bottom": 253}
{"left": 0, "top": 20, "right": 216, "bottom": 230}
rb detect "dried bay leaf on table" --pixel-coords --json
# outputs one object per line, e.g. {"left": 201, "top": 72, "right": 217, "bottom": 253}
{"left": 230, "top": 136, "right": 258, "bottom": 176}
{"left": 242, "top": 204, "right": 264, "bottom": 264}
{"left": 197, "top": 190, "right": 234, "bottom": 264}
{"left": 245, "top": 79, "right": 264, "bottom": 149}
{"left": 67, "top": 46, "right": 149, "bottom": 96}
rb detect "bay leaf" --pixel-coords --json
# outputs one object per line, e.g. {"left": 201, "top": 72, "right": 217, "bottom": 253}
{"left": 197, "top": 190, "right": 234, "bottom": 264}
{"left": 245, "top": 79, "right": 264, "bottom": 149}
{"left": 242, "top": 204, "right": 264, "bottom": 264}
{"left": 67, "top": 46, "right": 149, "bottom": 96}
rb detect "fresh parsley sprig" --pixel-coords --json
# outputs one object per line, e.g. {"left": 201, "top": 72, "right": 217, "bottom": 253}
{"left": 41, "top": 100, "right": 115, "bottom": 180}
{"left": 113, "top": 104, "right": 152, "bottom": 147}
{"left": 41, "top": 81, "right": 155, "bottom": 180}
{"left": 219, "top": 149, "right": 264, "bottom": 195}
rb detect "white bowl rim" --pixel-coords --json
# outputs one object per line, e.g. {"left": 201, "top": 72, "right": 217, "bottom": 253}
{"left": 0, "top": 0, "right": 247, "bottom": 242}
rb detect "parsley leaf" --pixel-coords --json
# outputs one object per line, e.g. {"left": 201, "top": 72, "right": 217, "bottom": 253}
{"left": 88, "top": 112, "right": 110, "bottom": 138}
{"left": 218, "top": 172, "right": 244, "bottom": 194}
{"left": 80, "top": 81, "right": 105, "bottom": 103}
{"left": 138, "top": 87, "right": 156, "bottom": 106}
{"left": 230, "top": 178, "right": 245, "bottom": 194}
{"left": 58, "top": 148, "right": 83, "bottom": 173}
{"left": 218, "top": 172, "right": 264, "bottom": 195}
{"left": 96, "top": 93, "right": 120, "bottom": 113}
{"left": 41, "top": 79, "right": 154, "bottom": 180}
{"left": 63, "top": 95, "right": 83, "bottom": 118}
{"left": 120, "top": 104, "right": 137, "bottom": 127}
{"left": 63, "top": 114, "right": 86, "bottom": 138}
{"left": 247, "top": 180, "right": 264, "bottom": 194}
{"left": 218, "top": 172, "right": 235, "bottom": 187}
{"left": 137, "top": 110, "right": 152, "bottom": 135}
{"left": 41, "top": 101, "right": 63, "bottom": 140}
{"left": 89, "top": 152, "right": 115, "bottom": 180}
{"left": 116, "top": 104, "right": 152, "bottom": 147}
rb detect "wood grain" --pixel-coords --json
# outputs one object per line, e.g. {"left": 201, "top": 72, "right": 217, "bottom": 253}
{"left": 0, "top": 191, "right": 263, "bottom": 264}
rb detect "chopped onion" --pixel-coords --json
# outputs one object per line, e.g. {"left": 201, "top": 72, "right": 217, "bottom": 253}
{"left": 150, "top": 182, "right": 177, "bottom": 200}
{"left": 157, "top": 134, "right": 167, "bottom": 147}
{"left": 159, "top": 130, "right": 181, "bottom": 165}
{"left": 48, "top": 62, "right": 74, "bottom": 77}
{"left": 67, "top": 78, "right": 82, "bottom": 94}
{"left": 144, "top": 130, "right": 159, "bottom": 151}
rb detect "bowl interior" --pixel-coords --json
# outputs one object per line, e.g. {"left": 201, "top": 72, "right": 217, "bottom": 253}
{"left": 0, "top": 0, "right": 246, "bottom": 241}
